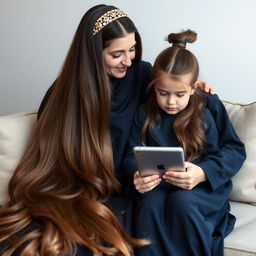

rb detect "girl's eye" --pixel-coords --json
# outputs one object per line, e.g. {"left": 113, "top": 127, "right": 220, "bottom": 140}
{"left": 158, "top": 90, "right": 168, "bottom": 96}
{"left": 176, "top": 93, "right": 185, "bottom": 97}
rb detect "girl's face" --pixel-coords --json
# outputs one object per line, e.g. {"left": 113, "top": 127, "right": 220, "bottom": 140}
{"left": 102, "top": 33, "right": 136, "bottom": 78}
{"left": 155, "top": 72, "right": 195, "bottom": 115}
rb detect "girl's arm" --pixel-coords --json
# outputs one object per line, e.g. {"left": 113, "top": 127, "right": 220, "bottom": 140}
{"left": 201, "top": 94, "right": 246, "bottom": 189}
{"left": 164, "top": 105, "right": 246, "bottom": 191}
{"left": 196, "top": 102, "right": 246, "bottom": 191}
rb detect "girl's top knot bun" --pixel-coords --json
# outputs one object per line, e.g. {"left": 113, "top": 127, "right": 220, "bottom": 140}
{"left": 166, "top": 29, "right": 197, "bottom": 48}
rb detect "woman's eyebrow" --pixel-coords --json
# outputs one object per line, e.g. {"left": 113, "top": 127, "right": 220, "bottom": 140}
{"left": 109, "top": 43, "right": 137, "bottom": 54}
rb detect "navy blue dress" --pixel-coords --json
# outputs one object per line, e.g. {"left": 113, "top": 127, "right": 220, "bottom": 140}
{"left": 34, "top": 60, "right": 246, "bottom": 255}
{"left": 122, "top": 103, "right": 246, "bottom": 256}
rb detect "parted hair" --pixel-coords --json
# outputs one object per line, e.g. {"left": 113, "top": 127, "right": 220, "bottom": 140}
{"left": 0, "top": 4, "right": 147, "bottom": 256}
{"left": 142, "top": 29, "right": 207, "bottom": 161}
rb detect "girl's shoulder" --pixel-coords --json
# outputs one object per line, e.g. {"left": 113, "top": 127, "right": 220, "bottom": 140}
{"left": 202, "top": 106, "right": 218, "bottom": 132}
{"left": 205, "top": 93, "right": 226, "bottom": 112}
{"left": 202, "top": 106, "right": 214, "bottom": 120}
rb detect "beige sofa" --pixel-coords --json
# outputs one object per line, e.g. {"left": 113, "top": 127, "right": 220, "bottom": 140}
{"left": 0, "top": 100, "right": 256, "bottom": 255}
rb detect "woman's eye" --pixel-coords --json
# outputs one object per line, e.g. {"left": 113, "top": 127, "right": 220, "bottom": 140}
{"left": 112, "top": 54, "right": 121, "bottom": 59}
{"left": 129, "top": 47, "right": 136, "bottom": 52}
{"left": 177, "top": 93, "right": 185, "bottom": 97}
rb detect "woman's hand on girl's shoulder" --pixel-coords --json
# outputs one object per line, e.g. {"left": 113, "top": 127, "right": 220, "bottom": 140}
{"left": 163, "top": 162, "right": 207, "bottom": 190}
{"left": 196, "top": 80, "right": 215, "bottom": 95}
{"left": 133, "top": 171, "right": 161, "bottom": 194}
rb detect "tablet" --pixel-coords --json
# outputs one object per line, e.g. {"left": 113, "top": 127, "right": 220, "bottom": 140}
{"left": 133, "top": 146, "right": 185, "bottom": 177}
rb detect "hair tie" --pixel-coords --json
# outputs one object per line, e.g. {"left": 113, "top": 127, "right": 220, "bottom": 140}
{"left": 172, "top": 39, "right": 187, "bottom": 47}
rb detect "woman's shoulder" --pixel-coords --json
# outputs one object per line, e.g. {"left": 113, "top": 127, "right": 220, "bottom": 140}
{"left": 134, "top": 104, "right": 147, "bottom": 122}
{"left": 133, "top": 60, "right": 152, "bottom": 73}
{"left": 136, "top": 104, "right": 147, "bottom": 115}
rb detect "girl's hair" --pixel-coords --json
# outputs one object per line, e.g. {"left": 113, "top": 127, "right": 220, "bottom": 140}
{"left": 0, "top": 4, "right": 147, "bottom": 256}
{"left": 142, "top": 29, "right": 207, "bottom": 161}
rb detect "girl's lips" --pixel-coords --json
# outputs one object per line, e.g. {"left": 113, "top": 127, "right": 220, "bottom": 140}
{"left": 166, "top": 107, "right": 177, "bottom": 111}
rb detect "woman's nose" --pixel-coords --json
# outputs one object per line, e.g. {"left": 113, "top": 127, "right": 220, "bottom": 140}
{"left": 121, "top": 54, "right": 132, "bottom": 66}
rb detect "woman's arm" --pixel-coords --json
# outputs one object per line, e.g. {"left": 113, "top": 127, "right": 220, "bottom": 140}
{"left": 122, "top": 106, "right": 161, "bottom": 193}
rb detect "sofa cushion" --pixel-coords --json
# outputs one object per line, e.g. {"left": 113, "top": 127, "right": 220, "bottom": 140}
{"left": 0, "top": 111, "right": 37, "bottom": 205}
{"left": 224, "top": 201, "right": 256, "bottom": 256}
{"left": 223, "top": 101, "right": 256, "bottom": 204}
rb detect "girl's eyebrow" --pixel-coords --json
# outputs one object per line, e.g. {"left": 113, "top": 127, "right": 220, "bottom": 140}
{"left": 176, "top": 90, "right": 187, "bottom": 93}
{"left": 156, "top": 87, "right": 187, "bottom": 93}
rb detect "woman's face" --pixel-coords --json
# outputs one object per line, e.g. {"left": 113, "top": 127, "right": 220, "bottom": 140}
{"left": 103, "top": 33, "right": 136, "bottom": 78}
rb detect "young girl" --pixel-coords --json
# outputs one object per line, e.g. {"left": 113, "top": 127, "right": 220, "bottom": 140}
{"left": 123, "top": 29, "right": 246, "bottom": 256}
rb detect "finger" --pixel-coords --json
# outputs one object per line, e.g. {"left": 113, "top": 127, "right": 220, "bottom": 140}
{"left": 209, "top": 87, "right": 215, "bottom": 95}
{"left": 140, "top": 182, "right": 160, "bottom": 193}
{"left": 143, "top": 174, "right": 160, "bottom": 184}
{"left": 139, "top": 178, "right": 161, "bottom": 193}
{"left": 134, "top": 171, "right": 140, "bottom": 178}
{"left": 146, "top": 178, "right": 161, "bottom": 188}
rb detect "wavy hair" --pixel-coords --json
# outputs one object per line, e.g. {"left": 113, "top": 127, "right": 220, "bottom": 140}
{"left": 0, "top": 4, "right": 147, "bottom": 256}
{"left": 142, "top": 30, "right": 207, "bottom": 161}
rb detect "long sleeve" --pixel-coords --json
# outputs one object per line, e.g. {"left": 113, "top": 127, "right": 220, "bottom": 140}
{"left": 197, "top": 100, "right": 246, "bottom": 191}
{"left": 122, "top": 106, "right": 147, "bottom": 190}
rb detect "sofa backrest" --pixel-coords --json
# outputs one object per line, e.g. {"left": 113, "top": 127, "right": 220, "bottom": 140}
{"left": 0, "top": 111, "right": 37, "bottom": 204}
{"left": 222, "top": 101, "right": 256, "bottom": 205}
{"left": 0, "top": 101, "right": 256, "bottom": 205}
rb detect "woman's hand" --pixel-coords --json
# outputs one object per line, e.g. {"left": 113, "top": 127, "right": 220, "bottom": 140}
{"left": 196, "top": 80, "right": 215, "bottom": 95}
{"left": 133, "top": 171, "right": 161, "bottom": 193}
{"left": 163, "top": 162, "right": 207, "bottom": 190}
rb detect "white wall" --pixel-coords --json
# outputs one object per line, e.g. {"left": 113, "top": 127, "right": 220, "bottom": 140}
{"left": 1, "top": 0, "right": 256, "bottom": 115}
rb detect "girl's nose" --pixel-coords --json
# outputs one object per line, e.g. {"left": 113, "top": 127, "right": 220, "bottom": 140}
{"left": 168, "top": 95, "right": 175, "bottom": 105}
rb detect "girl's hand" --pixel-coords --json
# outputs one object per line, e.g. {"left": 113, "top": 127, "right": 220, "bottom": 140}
{"left": 196, "top": 80, "right": 214, "bottom": 95}
{"left": 163, "top": 162, "right": 207, "bottom": 190}
{"left": 133, "top": 171, "right": 161, "bottom": 194}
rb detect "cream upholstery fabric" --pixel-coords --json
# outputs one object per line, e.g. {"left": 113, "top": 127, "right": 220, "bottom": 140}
{"left": 225, "top": 201, "right": 256, "bottom": 256}
{"left": 0, "top": 111, "right": 36, "bottom": 204}
{"left": 223, "top": 101, "right": 256, "bottom": 204}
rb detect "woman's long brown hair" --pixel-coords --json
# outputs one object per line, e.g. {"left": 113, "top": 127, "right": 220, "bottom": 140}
{"left": 0, "top": 4, "right": 147, "bottom": 256}
{"left": 142, "top": 30, "right": 207, "bottom": 161}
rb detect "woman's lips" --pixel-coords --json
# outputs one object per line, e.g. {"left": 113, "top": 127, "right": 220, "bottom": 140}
{"left": 116, "top": 67, "right": 127, "bottom": 73}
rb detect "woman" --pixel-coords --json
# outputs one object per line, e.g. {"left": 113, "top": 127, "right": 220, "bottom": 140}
{"left": 0, "top": 4, "right": 240, "bottom": 256}
{"left": 0, "top": 4, "right": 150, "bottom": 256}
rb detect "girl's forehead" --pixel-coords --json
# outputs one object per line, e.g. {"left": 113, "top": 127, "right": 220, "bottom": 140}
{"left": 156, "top": 72, "right": 192, "bottom": 90}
